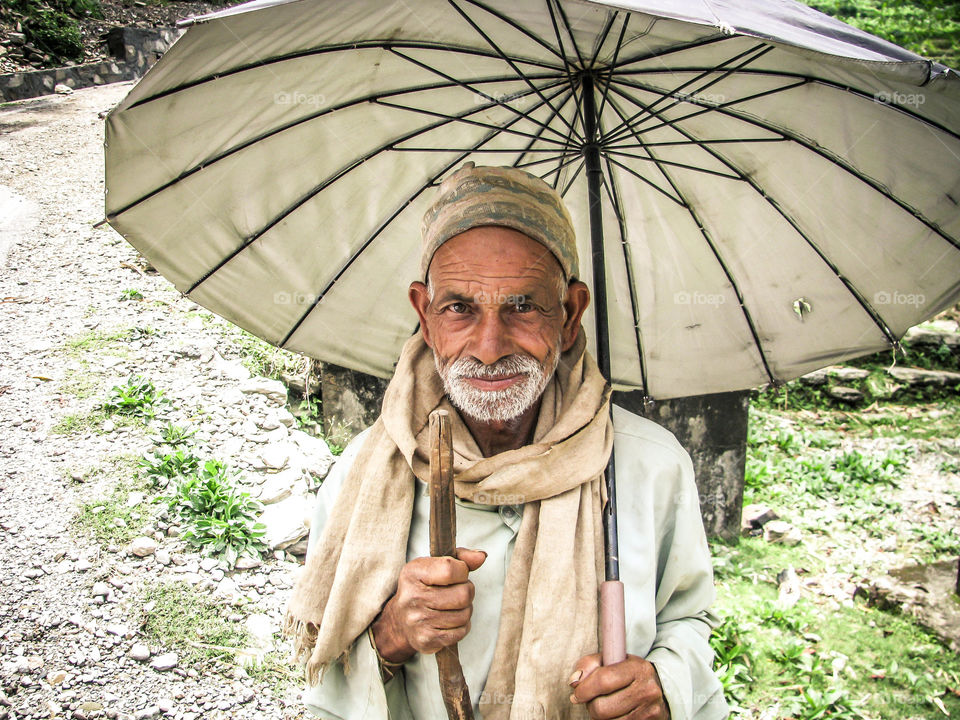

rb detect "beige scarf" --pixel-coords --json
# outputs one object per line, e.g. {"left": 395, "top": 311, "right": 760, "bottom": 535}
{"left": 285, "top": 331, "right": 612, "bottom": 719}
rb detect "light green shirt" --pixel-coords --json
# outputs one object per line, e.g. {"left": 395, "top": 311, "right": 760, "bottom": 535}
{"left": 302, "top": 405, "right": 728, "bottom": 720}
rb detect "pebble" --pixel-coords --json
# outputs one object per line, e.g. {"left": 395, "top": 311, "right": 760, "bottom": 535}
{"left": 149, "top": 653, "right": 178, "bottom": 672}
{"left": 128, "top": 644, "right": 151, "bottom": 662}
{"left": 128, "top": 537, "right": 158, "bottom": 557}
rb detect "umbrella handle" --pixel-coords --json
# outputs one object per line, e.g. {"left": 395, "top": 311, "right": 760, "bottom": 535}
{"left": 600, "top": 580, "right": 626, "bottom": 665}
{"left": 429, "top": 410, "right": 475, "bottom": 720}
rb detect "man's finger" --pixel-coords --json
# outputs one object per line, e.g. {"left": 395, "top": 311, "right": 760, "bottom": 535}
{"left": 425, "top": 606, "right": 472, "bottom": 630}
{"left": 413, "top": 555, "right": 471, "bottom": 586}
{"left": 571, "top": 660, "right": 635, "bottom": 704}
{"left": 424, "top": 580, "right": 474, "bottom": 611}
{"left": 455, "top": 547, "right": 487, "bottom": 571}
{"left": 570, "top": 653, "right": 602, "bottom": 688}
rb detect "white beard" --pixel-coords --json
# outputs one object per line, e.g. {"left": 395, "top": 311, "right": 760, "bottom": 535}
{"left": 436, "top": 349, "right": 560, "bottom": 424}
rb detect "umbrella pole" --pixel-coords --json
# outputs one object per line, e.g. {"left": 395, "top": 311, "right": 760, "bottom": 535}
{"left": 581, "top": 72, "right": 626, "bottom": 666}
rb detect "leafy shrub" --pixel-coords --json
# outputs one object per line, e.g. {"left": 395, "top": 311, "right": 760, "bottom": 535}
{"left": 139, "top": 448, "right": 202, "bottom": 484}
{"left": 103, "top": 376, "right": 166, "bottom": 419}
{"left": 163, "top": 460, "right": 266, "bottom": 566}
{"left": 711, "top": 617, "right": 753, "bottom": 704}
{"left": 24, "top": 9, "right": 83, "bottom": 62}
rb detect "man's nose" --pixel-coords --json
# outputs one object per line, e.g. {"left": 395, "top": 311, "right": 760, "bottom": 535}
{"left": 470, "top": 309, "right": 513, "bottom": 366}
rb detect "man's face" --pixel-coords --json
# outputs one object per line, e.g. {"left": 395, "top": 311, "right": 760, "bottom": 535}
{"left": 409, "top": 226, "right": 589, "bottom": 425}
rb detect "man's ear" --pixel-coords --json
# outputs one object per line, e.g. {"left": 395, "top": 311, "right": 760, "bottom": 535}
{"left": 561, "top": 280, "right": 590, "bottom": 352}
{"left": 409, "top": 281, "right": 434, "bottom": 349}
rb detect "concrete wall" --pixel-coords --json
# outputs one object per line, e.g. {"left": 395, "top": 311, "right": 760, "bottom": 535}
{"left": 0, "top": 27, "right": 180, "bottom": 102}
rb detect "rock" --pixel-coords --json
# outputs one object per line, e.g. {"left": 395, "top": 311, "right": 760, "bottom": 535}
{"left": 888, "top": 366, "right": 960, "bottom": 387}
{"left": 102, "top": 418, "right": 116, "bottom": 432}
{"left": 234, "top": 555, "right": 261, "bottom": 570}
{"left": 257, "top": 468, "right": 305, "bottom": 504}
{"left": 800, "top": 366, "right": 868, "bottom": 385}
{"left": 864, "top": 372, "right": 900, "bottom": 399}
{"left": 220, "top": 388, "right": 245, "bottom": 406}
{"left": 134, "top": 706, "right": 161, "bottom": 720}
{"left": 54, "top": 83, "right": 73, "bottom": 94}
{"left": 91, "top": 582, "right": 110, "bottom": 597}
{"left": 776, "top": 567, "right": 801, "bottom": 608}
{"left": 764, "top": 520, "right": 802, "bottom": 546}
{"left": 291, "top": 429, "right": 335, "bottom": 480}
{"left": 74, "top": 558, "right": 93, "bottom": 572}
{"left": 740, "top": 504, "right": 778, "bottom": 536}
{"left": 211, "top": 352, "right": 251, "bottom": 381}
{"left": 150, "top": 653, "right": 178, "bottom": 671}
{"left": 826, "top": 385, "right": 863, "bottom": 403}
{"left": 106, "top": 623, "right": 129, "bottom": 637}
{"left": 904, "top": 326, "right": 960, "bottom": 347}
{"left": 259, "top": 494, "right": 310, "bottom": 550}
{"left": 128, "top": 643, "right": 151, "bottom": 661}
{"left": 128, "top": 536, "right": 158, "bottom": 557}
{"left": 240, "top": 377, "right": 287, "bottom": 405}
{"left": 157, "top": 697, "right": 175, "bottom": 713}
{"left": 285, "top": 538, "right": 309, "bottom": 556}
{"left": 155, "top": 549, "right": 171, "bottom": 566}
{"left": 46, "top": 670, "right": 67, "bottom": 685}
{"left": 277, "top": 408, "right": 296, "bottom": 427}
{"left": 257, "top": 444, "right": 292, "bottom": 471}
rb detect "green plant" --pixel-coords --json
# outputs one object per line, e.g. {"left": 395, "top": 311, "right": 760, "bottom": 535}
{"left": 103, "top": 376, "right": 166, "bottom": 419}
{"left": 164, "top": 461, "right": 267, "bottom": 565}
{"left": 710, "top": 618, "right": 754, "bottom": 704}
{"left": 154, "top": 422, "right": 196, "bottom": 446}
{"left": 119, "top": 288, "right": 144, "bottom": 301}
{"left": 140, "top": 582, "right": 249, "bottom": 668}
{"left": 23, "top": 9, "right": 83, "bottom": 63}
{"left": 832, "top": 449, "right": 905, "bottom": 486}
{"left": 782, "top": 686, "right": 861, "bottom": 720}
{"left": 139, "top": 448, "right": 202, "bottom": 484}
{"left": 72, "top": 472, "right": 149, "bottom": 546}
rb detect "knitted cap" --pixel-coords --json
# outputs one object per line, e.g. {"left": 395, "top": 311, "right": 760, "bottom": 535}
{"left": 420, "top": 163, "right": 579, "bottom": 281}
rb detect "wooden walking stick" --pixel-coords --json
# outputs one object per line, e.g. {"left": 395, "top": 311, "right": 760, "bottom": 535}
{"left": 428, "top": 409, "right": 474, "bottom": 720}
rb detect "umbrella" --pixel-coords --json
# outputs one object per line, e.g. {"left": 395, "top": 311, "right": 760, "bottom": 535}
{"left": 103, "top": 0, "right": 960, "bottom": 667}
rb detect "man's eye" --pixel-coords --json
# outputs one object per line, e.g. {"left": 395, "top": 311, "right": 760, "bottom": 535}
{"left": 514, "top": 302, "right": 533, "bottom": 313}
{"left": 448, "top": 302, "right": 468, "bottom": 314}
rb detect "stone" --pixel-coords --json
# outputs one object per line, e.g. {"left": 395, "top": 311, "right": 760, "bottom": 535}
{"left": 46, "top": 670, "right": 67, "bottom": 684}
{"left": 240, "top": 377, "right": 287, "bottom": 405}
{"left": 150, "top": 653, "right": 178, "bottom": 671}
{"left": 128, "top": 536, "right": 158, "bottom": 557}
{"left": 826, "top": 385, "right": 863, "bottom": 403}
{"left": 234, "top": 556, "right": 261, "bottom": 570}
{"left": 102, "top": 418, "right": 116, "bottom": 432}
{"left": 291, "top": 430, "right": 336, "bottom": 481}
{"left": 257, "top": 444, "right": 292, "bottom": 471}
{"left": 54, "top": 83, "right": 73, "bottom": 94}
{"left": 763, "top": 520, "right": 802, "bottom": 546}
{"left": 888, "top": 366, "right": 960, "bottom": 387}
{"left": 257, "top": 468, "right": 304, "bottom": 504}
{"left": 134, "top": 707, "right": 161, "bottom": 720}
{"left": 154, "top": 549, "right": 171, "bottom": 566}
{"left": 741, "top": 504, "right": 778, "bottom": 536}
{"left": 128, "top": 643, "right": 150, "bottom": 661}
{"left": 260, "top": 494, "right": 310, "bottom": 550}
{"left": 776, "top": 567, "right": 801, "bottom": 608}
{"left": 91, "top": 582, "right": 110, "bottom": 597}
{"left": 220, "top": 388, "right": 245, "bottom": 406}
{"left": 277, "top": 408, "right": 296, "bottom": 427}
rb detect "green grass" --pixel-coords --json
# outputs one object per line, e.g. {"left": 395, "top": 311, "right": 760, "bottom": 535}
{"left": 222, "top": 326, "right": 305, "bottom": 381}
{"left": 63, "top": 328, "right": 132, "bottom": 358}
{"left": 50, "top": 408, "right": 143, "bottom": 435}
{"left": 714, "top": 550, "right": 960, "bottom": 718}
{"left": 140, "top": 582, "right": 250, "bottom": 669}
{"left": 72, "top": 460, "right": 149, "bottom": 546}
{"left": 803, "top": 0, "right": 960, "bottom": 68}
{"left": 59, "top": 361, "right": 100, "bottom": 399}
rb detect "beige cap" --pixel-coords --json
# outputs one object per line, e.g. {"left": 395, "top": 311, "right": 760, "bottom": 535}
{"left": 420, "top": 162, "right": 579, "bottom": 281}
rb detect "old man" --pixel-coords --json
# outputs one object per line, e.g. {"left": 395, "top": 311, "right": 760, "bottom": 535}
{"left": 286, "top": 163, "right": 727, "bottom": 720}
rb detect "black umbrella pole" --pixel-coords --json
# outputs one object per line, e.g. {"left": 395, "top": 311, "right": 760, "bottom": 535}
{"left": 582, "top": 73, "right": 626, "bottom": 666}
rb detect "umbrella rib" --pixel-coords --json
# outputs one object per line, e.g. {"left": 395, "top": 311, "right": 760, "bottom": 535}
{"left": 622, "top": 81, "right": 960, "bottom": 254}
{"left": 108, "top": 73, "right": 560, "bottom": 218}
{"left": 388, "top": 47, "right": 573, "bottom": 145}
{"left": 607, "top": 86, "right": 906, "bottom": 349}
{"left": 373, "top": 85, "right": 573, "bottom": 147}
{"left": 605, "top": 34, "right": 733, "bottom": 72}
{"left": 606, "top": 138, "right": 787, "bottom": 148}
{"left": 550, "top": 107, "right": 583, "bottom": 190}
{"left": 606, "top": 83, "right": 903, "bottom": 347}
{"left": 515, "top": 150, "right": 582, "bottom": 170}
{"left": 603, "top": 149, "right": 742, "bottom": 180}
{"left": 278, "top": 102, "right": 565, "bottom": 348}
{"left": 600, "top": 153, "right": 650, "bottom": 396}
{"left": 543, "top": 0, "right": 586, "bottom": 135}
{"left": 603, "top": 43, "right": 772, "bottom": 146}
{"left": 448, "top": 0, "right": 583, "bottom": 142}
{"left": 588, "top": 10, "right": 617, "bottom": 69}
{"left": 537, "top": 153, "right": 584, "bottom": 185}
{"left": 602, "top": 155, "right": 694, "bottom": 207}
{"left": 513, "top": 88, "right": 577, "bottom": 168}
{"left": 553, "top": 0, "right": 586, "bottom": 69}
{"left": 458, "top": 0, "right": 565, "bottom": 62}
{"left": 558, "top": 159, "right": 585, "bottom": 197}
{"left": 185, "top": 83, "right": 572, "bottom": 296}
{"left": 595, "top": 13, "right": 630, "bottom": 125}
{"left": 124, "top": 40, "right": 564, "bottom": 110}
{"left": 604, "top": 95, "right": 778, "bottom": 385}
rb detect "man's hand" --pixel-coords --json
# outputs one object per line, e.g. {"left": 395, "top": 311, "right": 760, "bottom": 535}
{"left": 569, "top": 653, "right": 670, "bottom": 720}
{"left": 371, "top": 547, "right": 486, "bottom": 664}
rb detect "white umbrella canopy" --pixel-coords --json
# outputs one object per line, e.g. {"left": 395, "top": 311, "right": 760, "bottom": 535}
{"left": 104, "top": 0, "right": 960, "bottom": 400}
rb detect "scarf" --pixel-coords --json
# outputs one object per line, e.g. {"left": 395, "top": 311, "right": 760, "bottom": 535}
{"left": 285, "top": 331, "right": 612, "bottom": 719}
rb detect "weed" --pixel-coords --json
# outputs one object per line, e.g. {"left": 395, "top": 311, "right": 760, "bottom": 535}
{"left": 910, "top": 525, "right": 960, "bottom": 559}
{"left": 139, "top": 448, "right": 202, "bottom": 485}
{"left": 710, "top": 617, "right": 753, "bottom": 704}
{"left": 119, "top": 288, "right": 144, "bottom": 301}
{"left": 64, "top": 328, "right": 131, "bottom": 357}
{"left": 163, "top": 461, "right": 266, "bottom": 566}
{"left": 50, "top": 408, "right": 141, "bottom": 435}
{"left": 140, "top": 582, "right": 249, "bottom": 668}
{"left": 225, "top": 327, "right": 304, "bottom": 381}
{"left": 72, "top": 476, "right": 149, "bottom": 546}
{"left": 831, "top": 449, "right": 905, "bottom": 486}
{"left": 59, "top": 361, "right": 99, "bottom": 399}
{"left": 103, "top": 376, "right": 166, "bottom": 419}
{"left": 782, "top": 686, "right": 861, "bottom": 719}
{"left": 245, "top": 651, "right": 302, "bottom": 697}
{"left": 155, "top": 422, "right": 195, "bottom": 446}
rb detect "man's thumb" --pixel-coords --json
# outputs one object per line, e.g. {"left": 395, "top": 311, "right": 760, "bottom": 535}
{"left": 455, "top": 547, "right": 487, "bottom": 571}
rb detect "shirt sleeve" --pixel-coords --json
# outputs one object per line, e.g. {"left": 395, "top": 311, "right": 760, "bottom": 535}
{"left": 301, "top": 431, "right": 414, "bottom": 720}
{"left": 613, "top": 406, "right": 729, "bottom": 720}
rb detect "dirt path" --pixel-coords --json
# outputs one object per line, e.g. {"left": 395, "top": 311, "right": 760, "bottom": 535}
{"left": 0, "top": 83, "right": 316, "bottom": 720}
